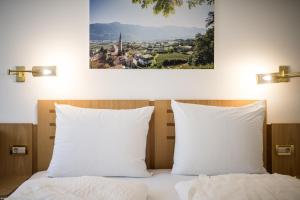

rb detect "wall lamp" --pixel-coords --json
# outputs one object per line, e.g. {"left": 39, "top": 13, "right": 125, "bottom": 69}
{"left": 8, "top": 66, "right": 56, "bottom": 82}
{"left": 256, "top": 66, "right": 300, "bottom": 84}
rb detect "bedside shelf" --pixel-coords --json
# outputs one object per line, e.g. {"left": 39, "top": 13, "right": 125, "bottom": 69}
{"left": 271, "top": 123, "right": 300, "bottom": 178}
{"left": 0, "top": 123, "right": 34, "bottom": 198}
{"left": 0, "top": 176, "right": 29, "bottom": 198}
{"left": 0, "top": 175, "right": 30, "bottom": 198}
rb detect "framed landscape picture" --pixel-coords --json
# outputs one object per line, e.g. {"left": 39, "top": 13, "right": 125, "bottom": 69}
{"left": 90, "top": 0, "right": 214, "bottom": 69}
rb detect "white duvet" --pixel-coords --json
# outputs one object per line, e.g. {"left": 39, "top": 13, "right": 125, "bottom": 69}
{"left": 7, "top": 176, "right": 148, "bottom": 200}
{"left": 175, "top": 173, "right": 300, "bottom": 200}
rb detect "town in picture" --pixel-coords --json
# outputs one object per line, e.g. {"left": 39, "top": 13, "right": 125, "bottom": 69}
{"left": 90, "top": 0, "right": 214, "bottom": 69}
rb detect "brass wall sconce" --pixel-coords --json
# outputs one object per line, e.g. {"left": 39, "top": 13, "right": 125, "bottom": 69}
{"left": 8, "top": 66, "right": 56, "bottom": 82}
{"left": 257, "top": 66, "right": 300, "bottom": 84}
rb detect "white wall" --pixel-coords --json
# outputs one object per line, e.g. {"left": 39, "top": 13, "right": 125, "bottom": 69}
{"left": 0, "top": 0, "right": 299, "bottom": 123}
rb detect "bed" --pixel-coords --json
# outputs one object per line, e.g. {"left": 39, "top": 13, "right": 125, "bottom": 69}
{"left": 8, "top": 100, "right": 300, "bottom": 200}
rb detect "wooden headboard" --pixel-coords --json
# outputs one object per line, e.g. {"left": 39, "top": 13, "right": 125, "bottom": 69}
{"left": 37, "top": 100, "right": 267, "bottom": 171}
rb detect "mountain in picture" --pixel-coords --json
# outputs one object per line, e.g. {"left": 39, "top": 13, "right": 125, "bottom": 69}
{"left": 90, "top": 22, "right": 205, "bottom": 41}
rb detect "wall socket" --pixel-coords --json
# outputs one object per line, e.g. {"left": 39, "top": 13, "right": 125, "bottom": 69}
{"left": 10, "top": 146, "right": 27, "bottom": 155}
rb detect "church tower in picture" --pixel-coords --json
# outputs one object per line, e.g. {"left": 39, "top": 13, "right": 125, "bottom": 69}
{"left": 118, "top": 32, "right": 123, "bottom": 56}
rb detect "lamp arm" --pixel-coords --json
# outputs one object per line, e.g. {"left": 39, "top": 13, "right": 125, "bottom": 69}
{"left": 272, "top": 72, "right": 300, "bottom": 78}
{"left": 8, "top": 69, "right": 32, "bottom": 74}
{"left": 286, "top": 72, "right": 300, "bottom": 78}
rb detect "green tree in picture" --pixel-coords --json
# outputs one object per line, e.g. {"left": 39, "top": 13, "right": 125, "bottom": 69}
{"left": 132, "top": 0, "right": 183, "bottom": 16}
{"left": 132, "top": 0, "right": 214, "bottom": 17}
{"left": 191, "top": 28, "right": 214, "bottom": 66}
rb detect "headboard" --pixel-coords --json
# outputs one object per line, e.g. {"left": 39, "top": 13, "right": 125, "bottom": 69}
{"left": 37, "top": 100, "right": 267, "bottom": 171}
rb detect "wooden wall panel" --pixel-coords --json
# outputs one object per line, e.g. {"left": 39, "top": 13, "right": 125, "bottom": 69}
{"left": 0, "top": 124, "right": 32, "bottom": 176}
{"left": 32, "top": 125, "right": 38, "bottom": 174}
{"left": 272, "top": 124, "right": 300, "bottom": 178}
{"left": 266, "top": 124, "right": 272, "bottom": 173}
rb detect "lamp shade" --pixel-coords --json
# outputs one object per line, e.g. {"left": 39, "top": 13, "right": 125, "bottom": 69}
{"left": 32, "top": 66, "right": 56, "bottom": 77}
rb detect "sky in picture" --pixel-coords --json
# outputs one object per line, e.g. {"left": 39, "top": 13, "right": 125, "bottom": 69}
{"left": 90, "top": 0, "right": 213, "bottom": 29}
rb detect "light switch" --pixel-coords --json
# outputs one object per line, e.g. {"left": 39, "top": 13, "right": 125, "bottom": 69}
{"left": 10, "top": 146, "right": 27, "bottom": 155}
{"left": 275, "top": 145, "right": 294, "bottom": 156}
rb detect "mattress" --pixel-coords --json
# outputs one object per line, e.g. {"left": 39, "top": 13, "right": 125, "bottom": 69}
{"left": 29, "top": 169, "right": 196, "bottom": 200}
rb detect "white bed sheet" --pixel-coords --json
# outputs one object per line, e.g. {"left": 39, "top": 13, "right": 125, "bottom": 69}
{"left": 175, "top": 173, "right": 300, "bottom": 200}
{"left": 29, "top": 169, "right": 196, "bottom": 200}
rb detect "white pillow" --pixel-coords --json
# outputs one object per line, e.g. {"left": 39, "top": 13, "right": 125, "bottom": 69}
{"left": 171, "top": 100, "right": 266, "bottom": 175}
{"left": 47, "top": 104, "right": 154, "bottom": 177}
